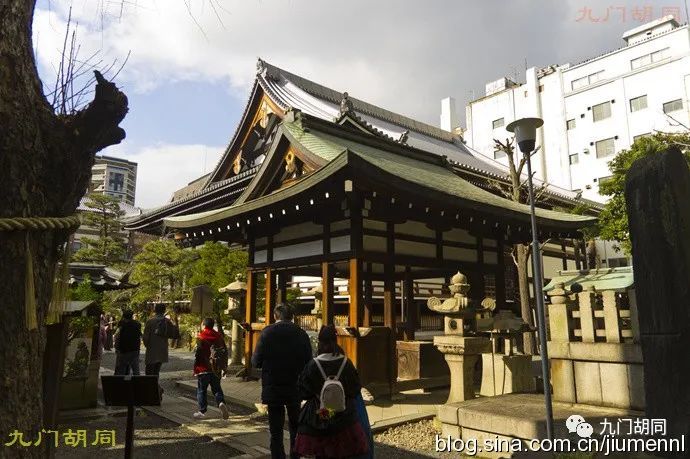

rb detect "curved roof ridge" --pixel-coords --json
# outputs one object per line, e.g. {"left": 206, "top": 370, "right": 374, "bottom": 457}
{"left": 258, "top": 59, "right": 455, "bottom": 143}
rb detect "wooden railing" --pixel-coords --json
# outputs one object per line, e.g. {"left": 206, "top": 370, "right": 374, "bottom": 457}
{"left": 287, "top": 278, "right": 445, "bottom": 300}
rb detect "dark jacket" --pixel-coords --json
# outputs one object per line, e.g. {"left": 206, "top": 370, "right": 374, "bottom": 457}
{"left": 114, "top": 319, "right": 142, "bottom": 353}
{"left": 251, "top": 320, "right": 312, "bottom": 405}
{"left": 194, "top": 327, "right": 225, "bottom": 375}
{"left": 296, "top": 353, "right": 361, "bottom": 436}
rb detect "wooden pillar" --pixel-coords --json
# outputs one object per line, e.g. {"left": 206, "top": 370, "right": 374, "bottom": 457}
{"left": 276, "top": 271, "right": 288, "bottom": 306}
{"left": 496, "top": 231, "right": 507, "bottom": 307}
{"left": 264, "top": 268, "right": 275, "bottom": 324}
{"left": 244, "top": 270, "right": 257, "bottom": 373}
{"left": 348, "top": 258, "right": 362, "bottom": 327}
{"left": 363, "top": 264, "right": 373, "bottom": 327}
{"left": 573, "top": 238, "right": 582, "bottom": 270}
{"left": 43, "top": 321, "right": 68, "bottom": 442}
{"left": 322, "top": 262, "right": 334, "bottom": 325}
{"left": 403, "top": 267, "right": 416, "bottom": 341}
{"left": 561, "top": 240, "right": 568, "bottom": 270}
{"left": 383, "top": 263, "right": 395, "bottom": 330}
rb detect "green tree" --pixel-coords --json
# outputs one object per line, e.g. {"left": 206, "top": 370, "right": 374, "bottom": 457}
{"left": 189, "top": 242, "right": 248, "bottom": 336}
{"left": 129, "top": 240, "right": 196, "bottom": 319}
{"left": 72, "top": 193, "right": 127, "bottom": 265}
{"left": 599, "top": 132, "right": 690, "bottom": 253}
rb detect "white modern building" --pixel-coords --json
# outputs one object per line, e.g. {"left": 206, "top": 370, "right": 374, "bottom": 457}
{"left": 89, "top": 155, "right": 138, "bottom": 205}
{"left": 444, "top": 16, "right": 690, "bottom": 203}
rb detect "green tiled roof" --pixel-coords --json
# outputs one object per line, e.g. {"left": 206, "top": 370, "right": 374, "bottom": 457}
{"left": 165, "top": 120, "right": 596, "bottom": 230}
{"left": 544, "top": 267, "right": 634, "bottom": 292}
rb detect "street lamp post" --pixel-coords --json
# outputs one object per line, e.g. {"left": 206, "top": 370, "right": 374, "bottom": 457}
{"left": 506, "top": 117, "right": 554, "bottom": 440}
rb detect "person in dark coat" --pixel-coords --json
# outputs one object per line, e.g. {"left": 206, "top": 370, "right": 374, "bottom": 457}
{"left": 251, "top": 304, "right": 312, "bottom": 459}
{"left": 114, "top": 310, "right": 142, "bottom": 375}
{"left": 294, "top": 326, "right": 369, "bottom": 458}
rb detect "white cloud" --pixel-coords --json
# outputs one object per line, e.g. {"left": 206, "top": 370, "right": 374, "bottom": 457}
{"left": 32, "top": 0, "right": 638, "bottom": 125}
{"left": 103, "top": 143, "right": 224, "bottom": 209}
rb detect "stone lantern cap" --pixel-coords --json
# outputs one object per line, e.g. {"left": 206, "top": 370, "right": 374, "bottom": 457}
{"left": 219, "top": 274, "right": 247, "bottom": 295}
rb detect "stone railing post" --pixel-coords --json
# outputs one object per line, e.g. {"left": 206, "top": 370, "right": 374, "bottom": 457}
{"left": 578, "top": 286, "right": 597, "bottom": 342}
{"left": 547, "top": 283, "right": 574, "bottom": 343}
{"left": 602, "top": 291, "right": 622, "bottom": 343}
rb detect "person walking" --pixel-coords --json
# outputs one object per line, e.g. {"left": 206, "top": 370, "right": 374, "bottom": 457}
{"left": 192, "top": 317, "right": 230, "bottom": 419}
{"left": 294, "top": 325, "right": 369, "bottom": 458}
{"left": 252, "top": 304, "right": 312, "bottom": 459}
{"left": 114, "top": 310, "right": 142, "bottom": 375}
{"left": 143, "top": 303, "right": 178, "bottom": 397}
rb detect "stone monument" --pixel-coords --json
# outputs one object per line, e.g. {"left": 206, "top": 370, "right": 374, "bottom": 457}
{"left": 625, "top": 147, "right": 690, "bottom": 455}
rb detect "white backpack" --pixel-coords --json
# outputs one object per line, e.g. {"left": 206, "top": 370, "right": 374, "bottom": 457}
{"left": 314, "top": 356, "right": 348, "bottom": 413}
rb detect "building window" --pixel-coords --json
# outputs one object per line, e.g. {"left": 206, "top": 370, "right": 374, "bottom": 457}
{"left": 492, "top": 118, "right": 505, "bottom": 129}
{"left": 663, "top": 99, "right": 683, "bottom": 114}
{"left": 571, "top": 76, "right": 589, "bottom": 91}
{"left": 566, "top": 119, "right": 576, "bottom": 130}
{"left": 631, "top": 54, "right": 652, "bottom": 70}
{"left": 569, "top": 153, "right": 579, "bottom": 165}
{"left": 599, "top": 175, "right": 614, "bottom": 187}
{"left": 595, "top": 138, "right": 615, "bottom": 158}
{"left": 629, "top": 95, "right": 647, "bottom": 112}
{"left": 608, "top": 257, "right": 629, "bottom": 268}
{"left": 651, "top": 48, "right": 669, "bottom": 62}
{"left": 108, "top": 172, "right": 125, "bottom": 192}
{"left": 494, "top": 148, "right": 507, "bottom": 160}
{"left": 592, "top": 101, "right": 612, "bottom": 122}
{"left": 538, "top": 85, "right": 544, "bottom": 93}
{"left": 631, "top": 48, "right": 670, "bottom": 70}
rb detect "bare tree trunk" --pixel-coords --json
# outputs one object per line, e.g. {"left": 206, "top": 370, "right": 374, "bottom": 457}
{"left": 515, "top": 244, "right": 536, "bottom": 354}
{"left": 0, "top": 2, "right": 127, "bottom": 454}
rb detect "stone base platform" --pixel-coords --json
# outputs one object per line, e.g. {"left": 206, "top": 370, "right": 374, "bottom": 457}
{"left": 438, "top": 393, "right": 645, "bottom": 457}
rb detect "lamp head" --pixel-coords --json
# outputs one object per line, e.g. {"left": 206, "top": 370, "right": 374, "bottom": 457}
{"left": 506, "top": 117, "right": 543, "bottom": 154}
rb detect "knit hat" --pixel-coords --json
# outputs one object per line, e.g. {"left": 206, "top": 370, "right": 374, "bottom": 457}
{"left": 318, "top": 325, "right": 337, "bottom": 342}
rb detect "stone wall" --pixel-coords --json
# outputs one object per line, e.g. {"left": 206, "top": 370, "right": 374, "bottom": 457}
{"left": 547, "top": 284, "right": 644, "bottom": 410}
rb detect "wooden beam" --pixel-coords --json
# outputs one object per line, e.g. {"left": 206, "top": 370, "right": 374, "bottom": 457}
{"left": 322, "top": 262, "right": 334, "bottom": 325}
{"left": 265, "top": 268, "right": 275, "bottom": 324}
{"left": 348, "top": 258, "right": 362, "bottom": 327}
{"left": 403, "top": 267, "right": 416, "bottom": 341}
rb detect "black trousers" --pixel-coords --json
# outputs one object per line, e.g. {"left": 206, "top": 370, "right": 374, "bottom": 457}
{"left": 267, "top": 403, "right": 300, "bottom": 459}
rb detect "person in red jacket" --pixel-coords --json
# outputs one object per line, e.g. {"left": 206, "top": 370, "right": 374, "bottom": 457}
{"left": 193, "top": 318, "right": 229, "bottom": 419}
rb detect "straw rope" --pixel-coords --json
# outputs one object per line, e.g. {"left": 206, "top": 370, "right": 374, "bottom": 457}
{"left": 0, "top": 215, "right": 80, "bottom": 329}
{"left": 0, "top": 216, "right": 81, "bottom": 232}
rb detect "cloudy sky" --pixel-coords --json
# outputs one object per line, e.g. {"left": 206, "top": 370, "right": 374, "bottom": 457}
{"left": 32, "top": 0, "right": 685, "bottom": 208}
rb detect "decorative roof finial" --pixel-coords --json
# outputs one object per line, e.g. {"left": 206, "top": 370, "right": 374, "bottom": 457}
{"left": 339, "top": 92, "right": 355, "bottom": 117}
{"left": 398, "top": 130, "right": 409, "bottom": 144}
{"left": 256, "top": 58, "right": 266, "bottom": 76}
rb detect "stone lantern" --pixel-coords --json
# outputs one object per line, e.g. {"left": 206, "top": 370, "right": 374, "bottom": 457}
{"left": 428, "top": 272, "right": 490, "bottom": 403}
{"left": 219, "top": 274, "right": 247, "bottom": 365}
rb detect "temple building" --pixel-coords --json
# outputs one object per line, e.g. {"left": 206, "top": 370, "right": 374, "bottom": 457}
{"left": 125, "top": 59, "right": 597, "bottom": 393}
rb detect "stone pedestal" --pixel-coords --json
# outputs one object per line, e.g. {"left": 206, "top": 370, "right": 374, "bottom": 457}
{"left": 479, "top": 353, "right": 535, "bottom": 396}
{"left": 397, "top": 340, "right": 448, "bottom": 380}
{"left": 434, "top": 335, "right": 491, "bottom": 403}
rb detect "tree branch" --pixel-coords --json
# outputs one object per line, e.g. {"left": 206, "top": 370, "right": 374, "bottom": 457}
{"left": 66, "top": 70, "right": 128, "bottom": 153}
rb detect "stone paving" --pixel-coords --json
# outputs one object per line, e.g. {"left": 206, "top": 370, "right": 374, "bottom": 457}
{"left": 176, "top": 376, "right": 447, "bottom": 431}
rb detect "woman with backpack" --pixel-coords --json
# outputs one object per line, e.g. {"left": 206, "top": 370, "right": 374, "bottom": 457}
{"left": 294, "top": 325, "right": 369, "bottom": 458}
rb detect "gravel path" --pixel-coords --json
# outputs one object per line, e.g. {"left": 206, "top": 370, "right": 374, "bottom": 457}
{"left": 374, "top": 420, "right": 450, "bottom": 458}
